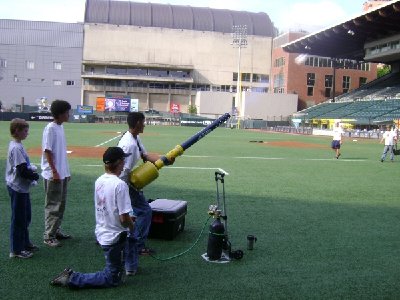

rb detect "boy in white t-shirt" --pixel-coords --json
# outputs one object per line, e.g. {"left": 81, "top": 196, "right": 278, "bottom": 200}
{"left": 380, "top": 125, "right": 397, "bottom": 162}
{"left": 41, "top": 100, "right": 72, "bottom": 247}
{"left": 50, "top": 147, "right": 135, "bottom": 288}
{"left": 331, "top": 122, "right": 344, "bottom": 159}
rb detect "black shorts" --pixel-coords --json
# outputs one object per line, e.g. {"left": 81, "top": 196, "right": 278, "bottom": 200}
{"left": 331, "top": 140, "right": 341, "bottom": 149}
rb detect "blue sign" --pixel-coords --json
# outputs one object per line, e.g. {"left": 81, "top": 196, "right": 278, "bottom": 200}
{"left": 105, "top": 97, "right": 131, "bottom": 112}
{"left": 77, "top": 105, "right": 94, "bottom": 115}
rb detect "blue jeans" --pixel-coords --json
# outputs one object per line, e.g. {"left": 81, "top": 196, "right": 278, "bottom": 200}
{"left": 381, "top": 145, "right": 394, "bottom": 161}
{"left": 68, "top": 232, "right": 127, "bottom": 288}
{"left": 128, "top": 187, "right": 152, "bottom": 251}
{"left": 124, "top": 233, "right": 138, "bottom": 272}
{"left": 8, "top": 186, "right": 32, "bottom": 254}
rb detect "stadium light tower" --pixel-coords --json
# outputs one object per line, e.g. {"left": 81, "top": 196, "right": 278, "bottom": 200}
{"left": 231, "top": 25, "right": 248, "bottom": 128}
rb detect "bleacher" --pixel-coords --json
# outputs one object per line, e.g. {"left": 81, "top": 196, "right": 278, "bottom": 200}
{"left": 298, "top": 102, "right": 350, "bottom": 118}
{"left": 296, "top": 71, "right": 400, "bottom": 124}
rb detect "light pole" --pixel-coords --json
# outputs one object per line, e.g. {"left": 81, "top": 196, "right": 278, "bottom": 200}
{"left": 231, "top": 25, "right": 247, "bottom": 129}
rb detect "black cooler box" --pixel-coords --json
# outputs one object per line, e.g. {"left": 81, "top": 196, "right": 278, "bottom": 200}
{"left": 149, "top": 199, "right": 188, "bottom": 240}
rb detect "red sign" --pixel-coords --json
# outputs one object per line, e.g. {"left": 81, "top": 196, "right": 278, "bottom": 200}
{"left": 170, "top": 102, "right": 180, "bottom": 113}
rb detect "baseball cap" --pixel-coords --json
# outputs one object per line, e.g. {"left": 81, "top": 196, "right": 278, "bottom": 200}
{"left": 103, "top": 147, "right": 130, "bottom": 164}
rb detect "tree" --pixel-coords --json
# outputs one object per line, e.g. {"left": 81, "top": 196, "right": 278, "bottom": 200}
{"left": 377, "top": 64, "right": 391, "bottom": 78}
{"left": 187, "top": 104, "right": 197, "bottom": 115}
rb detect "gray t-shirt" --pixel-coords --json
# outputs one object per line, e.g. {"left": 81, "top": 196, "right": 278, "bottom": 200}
{"left": 6, "top": 140, "right": 32, "bottom": 193}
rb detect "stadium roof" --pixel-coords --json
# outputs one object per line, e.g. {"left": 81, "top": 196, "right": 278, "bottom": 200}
{"left": 84, "top": 0, "right": 276, "bottom": 37}
{"left": 282, "top": 0, "right": 400, "bottom": 61}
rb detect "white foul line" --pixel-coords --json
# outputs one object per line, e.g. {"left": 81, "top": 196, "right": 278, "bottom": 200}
{"left": 95, "top": 134, "right": 122, "bottom": 147}
{"left": 167, "top": 166, "right": 229, "bottom": 175}
{"left": 81, "top": 165, "right": 229, "bottom": 175}
{"left": 234, "top": 156, "right": 284, "bottom": 160}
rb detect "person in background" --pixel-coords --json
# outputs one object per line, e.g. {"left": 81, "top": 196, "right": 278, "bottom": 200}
{"left": 50, "top": 147, "right": 134, "bottom": 288}
{"left": 380, "top": 125, "right": 397, "bottom": 162}
{"left": 331, "top": 121, "right": 344, "bottom": 159}
{"left": 41, "top": 100, "right": 72, "bottom": 247}
{"left": 6, "top": 118, "right": 40, "bottom": 259}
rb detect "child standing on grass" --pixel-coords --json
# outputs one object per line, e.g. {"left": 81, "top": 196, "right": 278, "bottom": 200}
{"left": 41, "top": 100, "right": 72, "bottom": 247}
{"left": 331, "top": 121, "right": 344, "bottom": 159}
{"left": 50, "top": 147, "right": 134, "bottom": 288}
{"left": 6, "top": 118, "right": 40, "bottom": 259}
{"left": 380, "top": 125, "right": 397, "bottom": 162}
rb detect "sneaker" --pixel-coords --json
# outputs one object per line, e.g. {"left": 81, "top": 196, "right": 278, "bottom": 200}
{"left": 10, "top": 250, "right": 33, "bottom": 259}
{"left": 126, "top": 270, "right": 137, "bottom": 276}
{"left": 44, "top": 238, "right": 61, "bottom": 247}
{"left": 50, "top": 268, "right": 73, "bottom": 286}
{"left": 26, "top": 244, "right": 39, "bottom": 252}
{"left": 56, "top": 231, "right": 72, "bottom": 240}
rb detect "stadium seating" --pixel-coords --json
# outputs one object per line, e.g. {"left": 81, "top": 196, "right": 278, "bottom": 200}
{"left": 297, "top": 71, "right": 400, "bottom": 124}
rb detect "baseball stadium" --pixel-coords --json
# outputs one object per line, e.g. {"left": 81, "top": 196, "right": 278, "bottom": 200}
{"left": 0, "top": 0, "right": 400, "bottom": 299}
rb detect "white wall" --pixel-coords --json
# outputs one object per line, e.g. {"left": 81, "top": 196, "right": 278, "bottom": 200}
{"left": 242, "top": 92, "right": 298, "bottom": 120}
{"left": 195, "top": 91, "right": 233, "bottom": 115}
{"left": 195, "top": 91, "right": 298, "bottom": 120}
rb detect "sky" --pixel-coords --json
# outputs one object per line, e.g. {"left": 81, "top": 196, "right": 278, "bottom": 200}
{"left": 0, "top": 0, "right": 369, "bottom": 33}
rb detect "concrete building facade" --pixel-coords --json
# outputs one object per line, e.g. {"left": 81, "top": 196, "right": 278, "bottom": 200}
{"left": 271, "top": 31, "right": 377, "bottom": 110}
{"left": 82, "top": 0, "right": 276, "bottom": 115}
{"left": 0, "top": 20, "right": 83, "bottom": 110}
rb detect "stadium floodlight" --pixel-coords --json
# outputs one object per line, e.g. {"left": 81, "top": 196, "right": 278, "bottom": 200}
{"left": 231, "top": 25, "right": 248, "bottom": 129}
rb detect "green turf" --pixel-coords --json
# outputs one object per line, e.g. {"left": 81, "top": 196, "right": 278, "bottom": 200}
{"left": 1, "top": 121, "right": 400, "bottom": 299}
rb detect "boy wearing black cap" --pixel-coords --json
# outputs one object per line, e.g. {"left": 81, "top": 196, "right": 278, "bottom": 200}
{"left": 50, "top": 147, "right": 135, "bottom": 288}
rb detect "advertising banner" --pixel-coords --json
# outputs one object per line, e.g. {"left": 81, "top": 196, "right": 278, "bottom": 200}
{"left": 180, "top": 117, "right": 214, "bottom": 127}
{"left": 96, "top": 97, "right": 105, "bottom": 111}
{"left": 29, "top": 113, "right": 53, "bottom": 121}
{"left": 105, "top": 97, "right": 131, "bottom": 112}
{"left": 170, "top": 102, "right": 180, "bottom": 113}
{"left": 130, "top": 99, "right": 139, "bottom": 112}
{"left": 77, "top": 105, "right": 94, "bottom": 115}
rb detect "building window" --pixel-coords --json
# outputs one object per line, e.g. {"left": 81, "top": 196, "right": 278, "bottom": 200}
{"left": 307, "top": 86, "right": 314, "bottom": 96}
{"left": 0, "top": 59, "right": 7, "bottom": 68}
{"left": 359, "top": 77, "right": 367, "bottom": 87}
{"left": 26, "top": 61, "right": 35, "bottom": 70}
{"left": 241, "top": 73, "right": 251, "bottom": 82}
{"left": 342, "top": 76, "right": 350, "bottom": 92}
{"left": 325, "top": 75, "right": 333, "bottom": 88}
{"left": 67, "top": 80, "right": 75, "bottom": 86}
{"left": 252, "top": 74, "right": 269, "bottom": 83}
{"left": 53, "top": 62, "right": 62, "bottom": 70}
{"left": 274, "top": 57, "right": 285, "bottom": 67}
{"left": 233, "top": 73, "right": 238, "bottom": 81}
{"left": 273, "top": 73, "right": 285, "bottom": 93}
{"left": 307, "top": 73, "right": 315, "bottom": 86}
{"left": 325, "top": 88, "right": 331, "bottom": 97}
{"left": 106, "top": 67, "right": 127, "bottom": 75}
{"left": 53, "top": 80, "right": 62, "bottom": 86}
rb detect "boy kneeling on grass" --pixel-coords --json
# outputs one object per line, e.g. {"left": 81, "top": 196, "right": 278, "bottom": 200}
{"left": 50, "top": 147, "right": 135, "bottom": 288}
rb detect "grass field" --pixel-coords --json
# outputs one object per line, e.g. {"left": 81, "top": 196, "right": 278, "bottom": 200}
{"left": 1, "top": 121, "right": 400, "bottom": 299}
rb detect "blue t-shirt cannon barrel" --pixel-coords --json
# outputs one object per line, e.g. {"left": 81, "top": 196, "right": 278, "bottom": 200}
{"left": 129, "top": 112, "right": 231, "bottom": 189}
